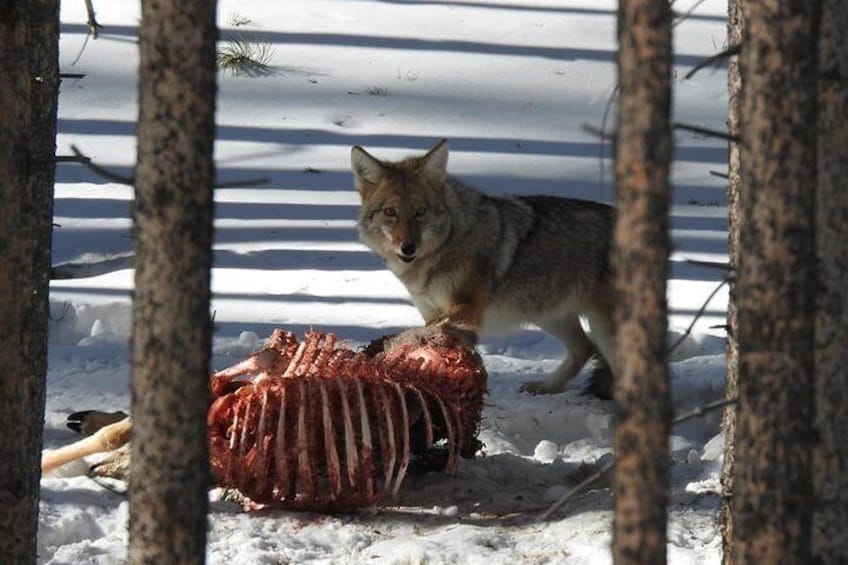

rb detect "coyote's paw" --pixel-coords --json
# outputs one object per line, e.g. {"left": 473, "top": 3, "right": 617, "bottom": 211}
{"left": 519, "top": 379, "right": 565, "bottom": 395}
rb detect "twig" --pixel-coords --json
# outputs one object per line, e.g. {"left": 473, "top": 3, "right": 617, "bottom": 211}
{"left": 669, "top": 279, "right": 728, "bottom": 354}
{"left": 71, "top": 28, "right": 94, "bottom": 67}
{"left": 671, "top": 0, "right": 710, "bottom": 27}
{"left": 598, "top": 84, "right": 619, "bottom": 199}
{"left": 537, "top": 458, "right": 615, "bottom": 521}
{"left": 213, "top": 176, "right": 271, "bottom": 189}
{"left": 582, "top": 123, "right": 614, "bottom": 142}
{"left": 48, "top": 300, "right": 72, "bottom": 321}
{"left": 90, "top": 476, "right": 128, "bottom": 496}
{"left": 57, "top": 154, "right": 92, "bottom": 163}
{"left": 84, "top": 0, "right": 103, "bottom": 38}
{"left": 538, "top": 456, "right": 615, "bottom": 521}
{"left": 71, "top": 145, "right": 134, "bottom": 185}
{"left": 60, "top": 73, "right": 86, "bottom": 80}
{"left": 681, "top": 258, "right": 731, "bottom": 271}
{"left": 709, "top": 170, "right": 729, "bottom": 179}
{"left": 70, "top": 145, "right": 269, "bottom": 189}
{"left": 671, "top": 397, "right": 737, "bottom": 426}
{"left": 537, "top": 396, "right": 738, "bottom": 522}
{"left": 684, "top": 44, "right": 741, "bottom": 79}
{"left": 674, "top": 122, "right": 739, "bottom": 142}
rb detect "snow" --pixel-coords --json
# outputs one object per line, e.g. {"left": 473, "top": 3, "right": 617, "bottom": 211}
{"left": 41, "top": 0, "right": 729, "bottom": 563}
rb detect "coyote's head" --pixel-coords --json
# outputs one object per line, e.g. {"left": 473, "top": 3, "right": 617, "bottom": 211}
{"left": 351, "top": 139, "right": 453, "bottom": 268}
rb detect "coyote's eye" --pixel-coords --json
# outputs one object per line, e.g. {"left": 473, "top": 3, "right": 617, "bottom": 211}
{"left": 383, "top": 207, "right": 397, "bottom": 217}
{"left": 414, "top": 206, "right": 427, "bottom": 218}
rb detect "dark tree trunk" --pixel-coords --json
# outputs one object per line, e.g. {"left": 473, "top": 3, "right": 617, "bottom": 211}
{"left": 731, "top": 1, "right": 821, "bottom": 563}
{"left": 720, "top": 1, "right": 743, "bottom": 562}
{"left": 611, "top": 0, "right": 673, "bottom": 563}
{"left": 0, "top": 1, "right": 60, "bottom": 562}
{"left": 812, "top": 1, "right": 848, "bottom": 562}
{"left": 129, "top": 1, "right": 218, "bottom": 563}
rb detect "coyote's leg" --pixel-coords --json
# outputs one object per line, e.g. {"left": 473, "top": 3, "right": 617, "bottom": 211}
{"left": 41, "top": 417, "right": 132, "bottom": 475}
{"left": 582, "top": 290, "right": 618, "bottom": 399}
{"left": 520, "top": 316, "right": 594, "bottom": 395}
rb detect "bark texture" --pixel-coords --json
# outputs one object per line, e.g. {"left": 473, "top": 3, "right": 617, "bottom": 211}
{"left": 732, "top": 1, "right": 821, "bottom": 563}
{"left": 612, "top": 1, "right": 673, "bottom": 563}
{"left": 0, "top": 2, "right": 59, "bottom": 562}
{"left": 720, "top": 1, "right": 743, "bottom": 562}
{"left": 129, "top": 2, "right": 218, "bottom": 563}
{"left": 812, "top": 1, "right": 848, "bottom": 562}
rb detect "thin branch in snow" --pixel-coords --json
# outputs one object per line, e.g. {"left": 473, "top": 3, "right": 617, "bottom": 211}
{"left": 71, "top": 145, "right": 134, "bottom": 185}
{"left": 48, "top": 301, "right": 73, "bottom": 321}
{"left": 70, "top": 145, "right": 270, "bottom": 189}
{"left": 57, "top": 154, "right": 92, "bottom": 164}
{"left": 213, "top": 176, "right": 271, "bottom": 189}
{"left": 671, "top": 0, "right": 710, "bottom": 27}
{"left": 684, "top": 44, "right": 741, "bottom": 79}
{"left": 537, "top": 396, "right": 738, "bottom": 522}
{"left": 71, "top": 32, "right": 93, "bottom": 66}
{"left": 680, "top": 258, "right": 732, "bottom": 271}
{"left": 668, "top": 279, "right": 728, "bottom": 354}
{"left": 84, "top": 0, "right": 103, "bottom": 38}
{"left": 597, "top": 84, "right": 619, "bottom": 200}
{"left": 674, "top": 122, "right": 739, "bottom": 143}
{"left": 671, "top": 397, "right": 737, "bottom": 427}
{"left": 582, "top": 123, "right": 614, "bottom": 142}
{"left": 537, "top": 458, "right": 615, "bottom": 522}
{"left": 71, "top": 1, "right": 104, "bottom": 68}
{"left": 710, "top": 170, "right": 729, "bottom": 179}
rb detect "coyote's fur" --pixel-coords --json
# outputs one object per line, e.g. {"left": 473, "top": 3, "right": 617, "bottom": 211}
{"left": 351, "top": 139, "right": 617, "bottom": 396}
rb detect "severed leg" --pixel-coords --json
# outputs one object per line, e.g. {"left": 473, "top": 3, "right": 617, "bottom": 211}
{"left": 41, "top": 417, "right": 132, "bottom": 475}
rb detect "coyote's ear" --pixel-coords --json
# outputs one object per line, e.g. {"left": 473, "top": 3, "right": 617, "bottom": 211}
{"left": 421, "top": 138, "right": 449, "bottom": 183}
{"left": 351, "top": 145, "right": 384, "bottom": 195}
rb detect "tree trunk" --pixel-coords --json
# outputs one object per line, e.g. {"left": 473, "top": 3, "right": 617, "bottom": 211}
{"left": 129, "top": 2, "right": 218, "bottom": 563}
{"left": 612, "top": 0, "right": 673, "bottom": 563}
{"left": 720, "top": 1, "right": 743, "bottom": 562}
{"left": 812, "top": 1, "right": 848, "bottom": 561}
{"left": 0, "top": 1, "right": 60, "bottom": 562}
{"left": 732, "top": 1, "right": 821, "bottom": 563}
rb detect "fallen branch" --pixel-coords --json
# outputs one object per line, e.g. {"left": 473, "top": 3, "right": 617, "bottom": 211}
{"left": 70, "top": 145, "right": 269, "bottom": 188}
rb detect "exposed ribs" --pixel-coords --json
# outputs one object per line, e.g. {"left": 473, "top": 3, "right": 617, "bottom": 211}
{"left": 207, "top": 330, "right": 487, "bottom": 511}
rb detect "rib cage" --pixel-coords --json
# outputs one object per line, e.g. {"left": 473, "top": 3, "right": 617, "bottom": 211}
{"left": 207, "top": 330, "right": 487, "bottom": 510}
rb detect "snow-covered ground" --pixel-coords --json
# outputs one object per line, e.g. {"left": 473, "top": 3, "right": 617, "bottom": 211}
{"left": 41, "top": 1, "right": 730, "bottom": 563}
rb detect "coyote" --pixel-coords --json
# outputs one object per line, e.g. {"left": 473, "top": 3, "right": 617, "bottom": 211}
{"left": 351, "top": 139, "right": 617, "bottom": 397}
